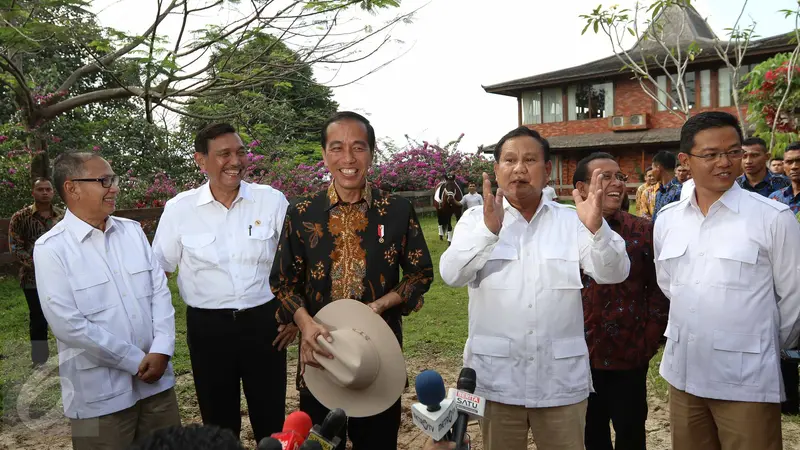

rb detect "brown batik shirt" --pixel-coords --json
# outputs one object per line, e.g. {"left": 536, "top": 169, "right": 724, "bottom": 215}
{"left": 270, "top": 182, "right": 434, "bottom": 390}
{"left": 9, "top": 204, "right": 65, "bottom": 288}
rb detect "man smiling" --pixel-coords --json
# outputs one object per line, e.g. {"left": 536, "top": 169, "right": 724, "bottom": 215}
{"left": 573, "top": 152, "right": 669, "bottom": 450}
{"left": 439, "top": 127, "right": 630, "bottom": 450}
{"left": 271, "top": 111, "right": 433, "bottom": 449}
{"left": 655, "top": 112, "right": 800, "bottom": 450}
{"left": 153, "top": 123, "right": 296, "bottom": 443}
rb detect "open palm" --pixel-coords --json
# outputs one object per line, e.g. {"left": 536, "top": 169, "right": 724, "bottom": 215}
{"left": 572, "top": 168, "right": 604, "bottom": 234}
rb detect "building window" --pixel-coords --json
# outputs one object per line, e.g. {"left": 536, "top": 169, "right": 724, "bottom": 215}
{"left": 656, "top": 73, "right": 696, "bottom": 110}
{"left": 543, "top": 87, "right": 563, "bottom": 123}
{"left": 521, "top": 90, "right": 542, "bottom": 125}
{"left": 522, "top": 88, "right": 563, "bottom": 124}
{"left": 718, "top": 65, "right": 755, "bottom": 107}
{"left": 700, "top": 70, "right": 711, "bottom": 107}
{"left": 657, "top": 76, "right": 668, "bottom": 111}
{"left": 567, "top": 82, "right": 614, "bottom": 120}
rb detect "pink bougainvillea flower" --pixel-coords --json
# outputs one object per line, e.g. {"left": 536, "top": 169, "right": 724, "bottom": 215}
{"left": 0, "top": 135, "right": 7, "bottom": 143}
{"left": 8, "top": 168, "right": 16, "bottom": 174}
{"left": 249, "top": 140, "right": 260, "bottom": 148}
{"left": 92, "top": 145, "right": 100, "bottom": 151}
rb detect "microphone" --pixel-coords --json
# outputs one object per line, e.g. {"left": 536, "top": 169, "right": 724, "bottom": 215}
{"left": 257, "top": 437, "right": 284, "bottom": 450}
{"left": 305, "top": 408, "right": 346, "bottom": 450}
{"left": 298, "top": 441, "right": 323, "bottom": 450}
{"left": 411, "top": 370, "right": 458, "bottom": 442}
{"left": 269, "top": 411, "right": 313, "bottom": 449}
{"left": 450, "top": 368, "right": 480, "bottom": 450}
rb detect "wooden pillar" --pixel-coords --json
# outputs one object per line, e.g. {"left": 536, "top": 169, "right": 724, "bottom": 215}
{"left": 517, "top": 95, "right": 523, "bottom": 127}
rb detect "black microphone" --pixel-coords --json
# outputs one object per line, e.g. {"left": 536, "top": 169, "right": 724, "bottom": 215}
{"left": 257, "top": 436, "right": 283, "bottom": 450}
{"left": 451, "top": 367, "right": 477, "bottom": 450}
{"left": 305, "top": 408, "right": 346, "bottom": 450}
{"left": 298, "top": 440, "right": 323, "bottom": 450}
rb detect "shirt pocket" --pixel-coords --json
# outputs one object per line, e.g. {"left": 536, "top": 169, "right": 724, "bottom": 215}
{"left": 657, "top": 237, "right": 689, "bottom": 287}
{"left": 663, "top": 322, "right": 684, "bottom": 376}
{"left": 708, "top": 243, "right": 759, "bottom": 291}
{"left": 710, "top": 330, "right": 762, "bottom": 386}
{"left": 541, "top": 244, "right": 582, "bottom": 290}
{"left": 74, "top": 359, "right": 131, "bottom": 403}
{"left": 69, "top": 272, "right": 117, "bottom": 317}
{"left": 243, "top": 225, "right": 276, "bottom": 264}
{"left": 125, "top": 258, "right": 153, "bottom": 299}
{"left": 469, "top": 335, "right": 513, "bottom": 393}
{"left": 550, "top": 336, "right": 589, "bottom": 393}
{"left": 180, "top": 233, "right": 218, "bottom": 268}
{"left": 478, "top": 244, "right": 518, "bottom": 290}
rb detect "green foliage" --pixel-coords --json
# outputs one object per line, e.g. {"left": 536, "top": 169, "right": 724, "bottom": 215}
{"left": 741, "top": 53, "right": 800, "bottom": 155}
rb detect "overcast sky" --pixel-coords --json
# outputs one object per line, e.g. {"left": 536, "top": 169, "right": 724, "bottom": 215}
{"left": 92, "top": 0, "right": 799, "bottom": 153}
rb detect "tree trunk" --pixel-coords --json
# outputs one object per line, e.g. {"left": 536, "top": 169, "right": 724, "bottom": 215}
{"left": 27, "top": 132, "right": 50, "bottom": 182}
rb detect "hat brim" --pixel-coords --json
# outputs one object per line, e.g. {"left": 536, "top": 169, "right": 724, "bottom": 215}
{"left": 303, "top": 299, "right": 407, "bottom": 418}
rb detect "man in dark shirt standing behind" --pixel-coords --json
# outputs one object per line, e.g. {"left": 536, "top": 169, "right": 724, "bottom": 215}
{"left": 574, "top": 152, "right": 669, "bottom": 450}
{"left": 270, "top": 111, "right": 434, "bottom": 450}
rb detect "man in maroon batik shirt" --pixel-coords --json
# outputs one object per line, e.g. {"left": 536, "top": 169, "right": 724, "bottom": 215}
{"left": 573, "top": 152, "right": 669, "bottom": 450}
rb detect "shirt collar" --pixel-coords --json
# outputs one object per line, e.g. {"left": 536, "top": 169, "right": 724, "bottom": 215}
{"left": 196, "top": 181, "right": 253, "bottom": 207}
{"left": 325, "top": 181, "right": 373, "bottom": 210}
{"left": 62, "top": 209, "right": 116, "bottom": 242}
{"left": 501, "top": 193, "right": 551, "bottom": 220}
{"left": 30, "top": 203, "right": 62, "bottom": 217}
{"left": 688, "top": 181, "right": 742, "bottom": 214}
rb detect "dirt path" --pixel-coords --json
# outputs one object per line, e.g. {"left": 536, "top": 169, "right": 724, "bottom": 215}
{"left": 3, "top": 358, "right": 800, "bottom": 449}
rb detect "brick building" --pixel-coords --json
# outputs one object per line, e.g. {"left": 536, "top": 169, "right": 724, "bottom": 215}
{"left": 481, "top": 5, "right": 794, "bottom": 196}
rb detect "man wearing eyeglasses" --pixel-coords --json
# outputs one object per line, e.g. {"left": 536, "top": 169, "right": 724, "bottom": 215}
{"left": 572, "top": 152, "right": 669, "bottom": 450}
{"left": 654, "top": 112, "right": 800, "bottom": 450}
{"left": 33, "top": 153, "right": 180, "bottom": 449}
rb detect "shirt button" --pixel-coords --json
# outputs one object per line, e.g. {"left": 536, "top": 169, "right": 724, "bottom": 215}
{"left": 528, "top": 304, "right": 532, "bottom": 308}
{"left": 528, "top": 330, "right": 533, "bottom": 335}
{"left": 688, "top": 335, "right": 695, "bottom": 342}
{"left": 122, "top": 293, "right": 127, "bottom": 297}
{"left": 690, "top": 308, "right": 696, "bottom": 313}
{"left": 695, "top": 280, "right": 700, "bottom": 284}
{"left": 528, "top": 356, "right": 534, "bottom": 361}
{"left": 699, "top": 252, "right": 705, "bottom": 256}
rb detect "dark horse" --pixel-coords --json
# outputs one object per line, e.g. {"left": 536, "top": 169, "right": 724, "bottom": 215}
{"left": 433, "top": 175, "right": 463, "bottom": 244}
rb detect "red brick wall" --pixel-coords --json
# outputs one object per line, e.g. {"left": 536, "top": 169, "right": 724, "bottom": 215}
{"left": 526, "top": 76, "right": 748, "bottom": 137}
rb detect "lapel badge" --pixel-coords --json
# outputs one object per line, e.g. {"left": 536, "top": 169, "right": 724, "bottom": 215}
{"left": 255, "top": 219, "right": 262, "bottom": 226}
{"left": 378, "top": 224, "right": 385, "bottom": 243}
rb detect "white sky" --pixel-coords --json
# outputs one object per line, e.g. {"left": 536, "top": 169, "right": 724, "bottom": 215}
{"left": 92, "top": 0, "right": 799, "bottom": 152}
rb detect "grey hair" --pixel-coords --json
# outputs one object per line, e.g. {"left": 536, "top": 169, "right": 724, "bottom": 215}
{"left": 53, "top": 152, "right": 97, "bottom": 201}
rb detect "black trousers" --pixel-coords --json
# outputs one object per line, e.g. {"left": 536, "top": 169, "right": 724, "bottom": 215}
{"left": 22, "top": 288, "right": 49, "bottom": 364}
{"left": 782, "top": 359, "right": 800, "bottom": 414}
{"left": 585, "top": 366, "right": 648, "bottom": 450}
{"left": 299, "top": 390, "right": 402, "bottom": 450}
{"left": 186, "top": 300, "right": 287, "bottom": 443}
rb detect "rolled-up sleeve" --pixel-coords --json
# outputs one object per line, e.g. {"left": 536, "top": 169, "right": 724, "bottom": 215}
{"left": 578, "top": 218, "right": 630, "bottom": 284}
{"left": 34, "top": 245, "right": 146, "bottom": 375}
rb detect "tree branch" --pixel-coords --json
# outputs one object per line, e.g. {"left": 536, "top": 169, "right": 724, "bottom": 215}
{"left": 55, "top": 0, "right": 182, "bottom": 94}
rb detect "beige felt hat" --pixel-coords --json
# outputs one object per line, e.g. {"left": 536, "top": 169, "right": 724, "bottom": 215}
{"left": 302, "top": 299, "right": 407, "bottom": 418}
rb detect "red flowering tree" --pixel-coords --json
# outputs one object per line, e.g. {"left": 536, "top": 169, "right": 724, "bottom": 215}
{"left": 742, "top": 53, "right": 800, "bottom": 153}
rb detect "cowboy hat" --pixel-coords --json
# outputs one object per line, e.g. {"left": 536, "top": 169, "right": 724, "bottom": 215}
{"left": 302, "top": 299, "right": 407, "bottom": 418}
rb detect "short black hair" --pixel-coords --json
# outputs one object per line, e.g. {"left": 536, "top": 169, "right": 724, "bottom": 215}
{"left": 321, "top": 111, "right": 376, "bottom": 152}
{"left": 572, "top": 152, "right": 616, "bottom": 188}
{"left": 128, "top": 424, "right": 244, "bottom": 450}
{"left": 52, "top": 152, "right": 96, "bottom": 201}
{"left": 652, "top": 150, "right": 677, "bottom": 171}
{"left": 771, "top": 155, "right": 784, "bottom": 161}
{"left": 493, "top": 127, "right": 550, "bottom": 162}
{"left": 679, "top": 111, "right": 743, "bottom": 154}
{"left": 742, "top": 136, "right": 767, "bottom": 152}
{"left": 786, "top": 141, "right": 800, "bottom": 152}
{"left": 194, "top": 123, "right": 237, "bottom": 155}
{"left": 645, "top": 167, "right": 653, "bottom": 173}
{"left": 32, "top": 176, "right": 52, "bottom": 188}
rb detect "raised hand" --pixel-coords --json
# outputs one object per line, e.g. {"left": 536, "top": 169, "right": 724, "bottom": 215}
{"left": 482, "top": 172, "right": 504, "bottom": 235}
{"left": 572, "top": 168, "right": 604, "bottom": 234}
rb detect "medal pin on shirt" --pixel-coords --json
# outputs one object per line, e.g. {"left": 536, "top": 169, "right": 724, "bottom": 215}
{"left": 378, "top": 224, "right": 385, "bottom": 243}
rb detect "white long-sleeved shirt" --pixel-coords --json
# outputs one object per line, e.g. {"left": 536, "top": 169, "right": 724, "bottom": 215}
{"left": 439, "top": 199, "right": 630, "bottom": 408}
{"left": 33, "top": 210, "right": 176, "bottom": 419}
{"left": 655, "top": 182, "right": 800, "bottom": 403}
{"left": 152, "top": 181, "right": 288, "bottom": 310}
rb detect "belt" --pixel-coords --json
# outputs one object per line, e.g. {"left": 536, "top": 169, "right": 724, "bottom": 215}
{"left": 188, "top": 301, "right": 271, "bottom": 320}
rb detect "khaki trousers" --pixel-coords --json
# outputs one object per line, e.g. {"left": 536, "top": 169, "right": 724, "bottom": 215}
{"left": 669, "top": 385, "right": 782, "bottom": 450}
{"left": 70, "top": 387, "right": 181, "bottom": 450}
{"left": 480, "top": 399, "right": 587, "bottom": 450}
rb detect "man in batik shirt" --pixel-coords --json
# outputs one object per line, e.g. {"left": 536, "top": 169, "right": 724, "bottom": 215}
{"left": 9, "top": 177, "right": 64, "bottom": 366}
{"left": 270, "top": 111, "right": 434, "bottom": 450}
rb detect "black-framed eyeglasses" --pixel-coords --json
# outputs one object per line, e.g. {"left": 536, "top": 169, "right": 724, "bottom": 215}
{"left": 687, "top": 149, "right": 745, "bottom": 162}
{"left": 70, "top": 175, "right": 120, "bottom": 188}
{"left": 600, "top": 172, "right": 629, "bottom": 182}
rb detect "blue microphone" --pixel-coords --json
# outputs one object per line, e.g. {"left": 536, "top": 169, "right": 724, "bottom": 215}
{"left": 411, "top": 370, "right": 458, "bottom": 441}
